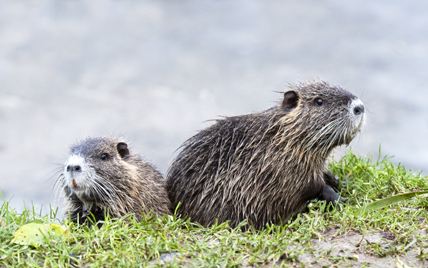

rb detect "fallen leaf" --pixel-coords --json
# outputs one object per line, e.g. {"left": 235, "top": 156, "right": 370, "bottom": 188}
{"left": 11, "top": 223, "right": 70, "bottom": 247}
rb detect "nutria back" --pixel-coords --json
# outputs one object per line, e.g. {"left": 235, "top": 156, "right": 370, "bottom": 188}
{"left": 166, "top": 81, "right": 365, "bottom": 229}
{"left": 56, "top": 136, "right": 171, "bottom": 224}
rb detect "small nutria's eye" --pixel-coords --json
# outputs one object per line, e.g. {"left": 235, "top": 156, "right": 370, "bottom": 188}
{"left": 314, "top": 98, "right": 324, "bottom": 106}
{"left": 101, "top": 153, "right": 109, "bottom": 160}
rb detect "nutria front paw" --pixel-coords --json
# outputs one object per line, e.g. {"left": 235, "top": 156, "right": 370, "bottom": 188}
{"left": 319, "top": 184, "right": 348, "bottom": 211}
{"left": 340, "top": 197, "right": 348, "bottom": 203}
{"left": 323, "top": 170, "right": 347, "bottom": 191}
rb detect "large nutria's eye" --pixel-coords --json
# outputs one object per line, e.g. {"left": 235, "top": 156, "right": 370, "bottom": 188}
{"left": 314, "top": 98, "right": 324, "bottom": 106}
{"left": 101, "top": 153, "right": 109, "bottom": 160}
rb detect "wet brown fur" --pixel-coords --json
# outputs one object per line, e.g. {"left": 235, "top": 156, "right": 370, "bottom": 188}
{"left": 57, "top": 137, "right": 171, "bottom": 224}
{"left": 166, "top": 81, "right": 364, "bottom": 229}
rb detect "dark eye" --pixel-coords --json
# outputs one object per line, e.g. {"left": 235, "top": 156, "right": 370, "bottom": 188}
{"left": 101, "top": 154, "right": 109, "bottom": 160}
{"left": 314, "top": 98, "right": 324, "bottom": 106}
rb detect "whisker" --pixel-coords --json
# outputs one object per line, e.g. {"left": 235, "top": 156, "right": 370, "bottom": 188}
{"left": 53, "top": 173, "right": 66, "bottom": 205}
{"left": 304, "top": 118, "right": 342, "bottom": 153}
{"left": 92, "top": 174, "right": 120, "bottom": 215}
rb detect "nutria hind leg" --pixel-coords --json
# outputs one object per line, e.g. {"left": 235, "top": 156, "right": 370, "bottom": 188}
{"left": 319, "top": 184, "right": 348, "bottom": 210}
{"left": 296, "top": 182, "right": 347, "bottom": 217}
{"left": 323, "top": 170, "right": 347, "bottom": 191}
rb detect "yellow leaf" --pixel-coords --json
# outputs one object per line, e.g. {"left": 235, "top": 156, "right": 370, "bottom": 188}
{"left": 11, "top": 223, "right": 71, "bottom": 247}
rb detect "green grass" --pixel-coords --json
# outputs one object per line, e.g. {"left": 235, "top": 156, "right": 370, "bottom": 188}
{"left": 1, "top": 150, "right": 427, "bottom": 267}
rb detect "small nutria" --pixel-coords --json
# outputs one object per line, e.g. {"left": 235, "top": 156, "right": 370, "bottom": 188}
{"left": 167, "top": 81, "right": 365, "bottom": 230}
{"left": 56, "top": 136, "right": 171, "bottom": 224}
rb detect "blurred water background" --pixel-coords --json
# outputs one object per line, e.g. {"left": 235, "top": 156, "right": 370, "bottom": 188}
{"left": 0, "top": 0, "right": 427, "bottom": 213}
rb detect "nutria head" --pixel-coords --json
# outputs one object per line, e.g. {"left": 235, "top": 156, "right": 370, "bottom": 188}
{"left": 276, "top": 81, "right": 365, "bottom": 159}
{"left": 56, "top": 136, "right": 171, "bottom": 224}
{"left": 62, "top": 137, "right": 132, "bottom": 210}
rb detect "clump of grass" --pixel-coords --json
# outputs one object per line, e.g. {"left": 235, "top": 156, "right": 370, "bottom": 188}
{"left": 1, "top": 150, "right": 427, "bottom": 267}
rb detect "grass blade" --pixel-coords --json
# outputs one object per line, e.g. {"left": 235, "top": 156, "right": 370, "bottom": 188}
{"left": 356, "top": 190, "right": 428, "bottom": 216}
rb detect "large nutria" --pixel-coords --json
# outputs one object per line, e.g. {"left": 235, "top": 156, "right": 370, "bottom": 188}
{"left": 55, "top": 136, "right": 171, "bottom": 224}
{"left": 167, "top": 81, "right": 365, "bottom": 230}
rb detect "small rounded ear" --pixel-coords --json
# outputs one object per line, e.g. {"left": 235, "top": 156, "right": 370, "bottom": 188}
{"left": 117, "top": 142, "right": 130, "bottom": 158}
{"left": 282, "top": 91, "right": 299, "bottom": 110}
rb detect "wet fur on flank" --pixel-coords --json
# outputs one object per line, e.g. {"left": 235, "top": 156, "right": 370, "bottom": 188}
{"left": 55, "top": 136, "right": 171, "bottom": 224}
{"left": 167, "top": 81, "right": 365, "bottom": 229}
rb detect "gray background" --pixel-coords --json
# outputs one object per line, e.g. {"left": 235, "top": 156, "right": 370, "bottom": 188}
{"left": 0, "top": 0, "right": 427, "bottom": 213}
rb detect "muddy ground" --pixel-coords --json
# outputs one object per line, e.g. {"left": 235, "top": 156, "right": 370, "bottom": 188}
{"left": 150, "top": 228, "right": 427, "bottom": 267}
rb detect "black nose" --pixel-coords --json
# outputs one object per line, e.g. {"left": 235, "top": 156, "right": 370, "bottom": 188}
{"left": 353, "top": 105, "right": 365, "bottom": 115}
{"left": 66, "top": 165, "right": 81, "bottom": 172}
